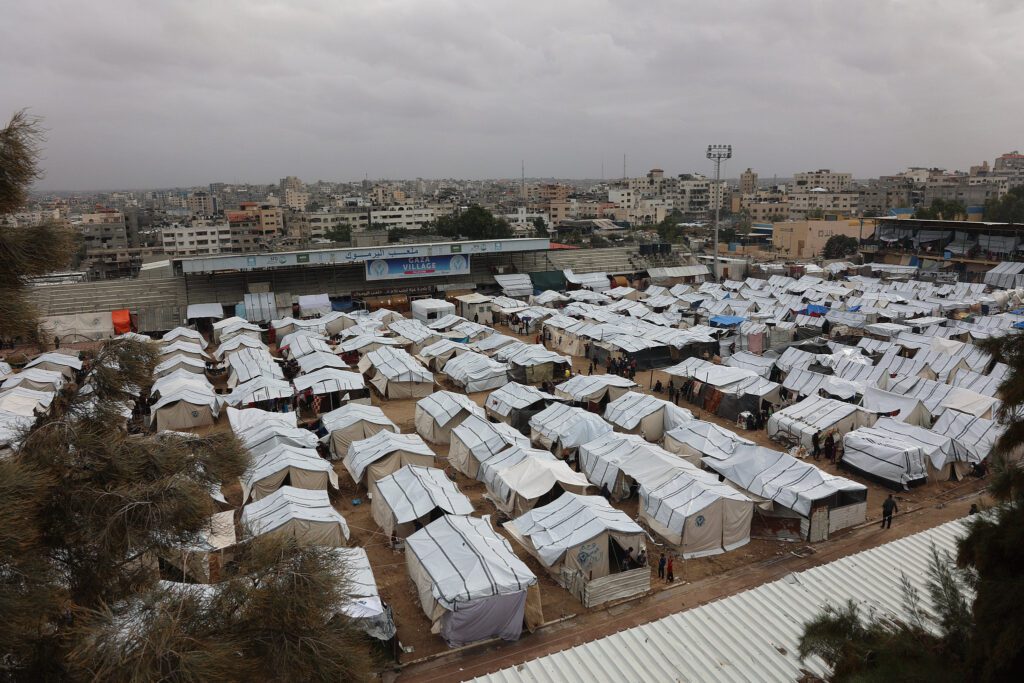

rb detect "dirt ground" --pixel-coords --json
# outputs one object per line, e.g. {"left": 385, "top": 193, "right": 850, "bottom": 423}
{"left": 6, "top": 321, "right": 993, "bottom": 679}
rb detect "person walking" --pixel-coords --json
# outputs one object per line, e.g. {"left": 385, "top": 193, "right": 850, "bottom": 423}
{"left": 668, "top": 384, "right": 676, "bottom": 403}
{"left": 666, "top": 555, "right": 675, "bottom": 583}
{"left": 881, "top": 494, "right": 898, "bottom": 529}
{"left": 657, "top": 553, "right": 666, "bottom": 580}
{"left": 824, "top": 431, "right": 836, "bottom": 464}
{"left": 588, "top": 361, "right": 594, "bottom": 376}
{"left": 811, "top": 431, "right": 822, "bottom": 461}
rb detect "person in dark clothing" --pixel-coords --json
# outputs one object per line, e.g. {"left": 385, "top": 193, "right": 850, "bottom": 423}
{"left": 824, "top": 432, "right": 836, "bottom": 463}
{"left": 881, "top": 494, "right": 897, "bottom": 529}
{"left": 811, "top": 431, "right": 821, "bottom": 461}
{"left": 588, "top": 362, "right": 594, "bottom": 375}
{"left": 657, "top": 553, "right": 666, "bottom": 579}
{"left": 668, "top": 384, "right": 676, "bottom": 402}
{"left": 53, "top": 336, "right": 61, "bottom": 349}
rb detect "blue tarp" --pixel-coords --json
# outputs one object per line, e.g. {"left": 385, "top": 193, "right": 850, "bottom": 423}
{"left": 710, "top": 315, "right": 746, "bottom": 327}
{"left": 235, "top": 303, "right": 246, "bottom": 318}
{"left": 800, "top": 304, "right": 830, "bottom": 316}
{"left": 1013, "top": 321, "right": 1024, "bottom": 330}
{"left": 848, "top": 305, "right": 861, "bottom": 312}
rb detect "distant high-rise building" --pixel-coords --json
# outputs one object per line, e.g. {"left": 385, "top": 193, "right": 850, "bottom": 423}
{"left": 186, "top": 191, "right": 216, "bottom": 216}
{"left": 279, "top": 176, "right": 304, "bottom": 193}
{"left": 793, "top": 169, "right": 852, "bottom": 193}
{"left": 740, "top": 168, "right": 758, "bottom": 195}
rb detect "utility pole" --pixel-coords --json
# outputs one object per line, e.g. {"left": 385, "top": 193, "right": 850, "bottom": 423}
{"left": 707, "top": 144, "right": 732, "bottom": 281}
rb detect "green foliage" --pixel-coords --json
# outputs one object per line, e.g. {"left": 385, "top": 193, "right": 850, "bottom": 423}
{"left": 532, "top": 216, "right": 548, "bottom": 237}
{"left": 823, "top": 235, "right": 860, "bottom": 259}
{"left": 325, "top": 225, "right": 351, "bottom": 243}
{"left": 0, "top": 111, "right": 78, "bottom": 341}
{"left": 915, "top": 199, "right": 966, "bottom": 220}
{"left": 656, "top": 209, "right": 685, "bottom": 242}
{"left": 387, "top": 227, "right": 410, "bottom": 243}
{"left": 69, "top": 540, "right": 374, "bottom": 682}
{"left": 984, "top": 186, "right": 1024, "bottom": 223}
{"left": 434, "top": 205, "right": 512, "bottom": 240}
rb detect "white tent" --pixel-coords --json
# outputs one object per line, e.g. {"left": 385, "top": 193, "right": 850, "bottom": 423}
{"left": 389, "top": 319, "right": 441, "bottom": 353}
{"left": 295, "top": 350, "right": 349, "bottom": 375}
{"left": 164, "top": 327, "right": 205, "bottom": 344}
{"left": 425, "top": 313, "right": 467, "bottom": 332}
{"left": 0, "top": 367, "right": 65, "bottom": 393}
{"left": 485, "top": 452, "right": 591, "bottom": 516}
{"left": 405, "top": 515, "right": 539, "bottom": 646}
{"left": 416, "top": 339, "right": 470, "bottom": 371}
{"left": 338, "top": 335, "right": 401, "bottom": 355}
{"left": 155, "top": 354, "right": 207, "bottom": 378}
{"left": 371, "top": 464, "right": 474, "bottom": 538}
{"left": 886, "top": 375, "right": 1000, "bottom": 418}
{"left": 767, "top": 395, "right": 875, "bottom": 449}
{"left": 931, "top": 410, "right": 1003, "bottom": 470}
{"left": 578, "top": 433, "right": 688, "bottom": 499}
{"left": 411, "top": 298, "right": 457, "bottom": 323}
{"left": 358, "top": 346, "right": 434, "bottom": 399}
{"left": 472, "top": 333, "right": 520, "bottom": 355}
{"left": 414, "top": 391, "right": 484, "bottom": 444}
{"left": 529, "top": 403, "right": 613, "bottom": 457}
{"left": 213, "top": 335, "right": 268, "bottom": 361}
{"left": 241, "top": 486, "right": 349, "bottom": 547}
{"left": 298, "top": 293, "right": 332, "bottom": 317}
{"left": 442, "top": 352, "right": 509, "bottom": 393}
{"left": 725, "top": 351, "right": 776, "bottom": 379}
{"left": 841, "top": 425, "right": 928, "bottom": 488}
{"left": 320, "top": 403, "right": 398, "bottom": 458}
{"left": 219, "top": 375, "right": 293, "bottom": 407}
{"left": 226, "top": 349, "right": 282, "bottom": 387}
{"left": 280, "top": 334, "right": 333, "bottom": 360}
{"left": 241, "top": 443, "right": 339, "bottom": 502}
{"left": 663, "top": 421, "right": 754, "bottom": 466}
{"left": 158, "top": 341, "right": 211, "bottom": 362}
{"left": 485, "top": 382, "right": 561, "bottom": 431}
{"left": 24, "top": 352, "right": 82, "bottom": 379}
{"left": 494, "top": 342, "right": 571, "bottom": 384}
{"left": 292, "top": 368, "right": 365, "bottom": 396}
{"left": 185, "top": 302, "right": 225, "bottom": 320}
{"left": 227, "top": 405, "right": 297, "bottom": 435}
{"left": 448, "top": 414, "right": 530, "bottom": 478}
{"left": 0, "top": 386, "right": 55, "bottom": 417}
{"left": 506, "top": 494, "right": 648, "bottom": 600}
{"left": 554, "top": 374, "right": 637, "bottom": 404}
{"left": 344, "top": 431, "right": 436, "bottom": 496}
{"left": 640, "top": 464, "right": 754, "bottom": 558}
{"left": 151, "top": 386, "right": 219, "bottom": 432}
{"left": 327, "top": 547, "right": 396, "bottom": 640}
{"left": 602, "top": 391, "right": 693, "bottom": 442}
{"left": 860, "top": 386, "right": 930, "bottom": 426}
{"left": 705, "top": 445, "right": 867, "bottom": 519}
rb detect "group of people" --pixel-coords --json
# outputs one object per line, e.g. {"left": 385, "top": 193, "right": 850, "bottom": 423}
{"left": 607, "top": 356, "right": 638, "bottom": 379}
{"left": 811, "top": 429, "right": 839, "bottom": 463}
{"left": 623, "top": 546, "right": 648, "bottom": 570}
{"left": 656, "top": 552, "right": 675, "bottom": 583}
{"left": 665, "top": 378, "right": 696, "bottom": 407}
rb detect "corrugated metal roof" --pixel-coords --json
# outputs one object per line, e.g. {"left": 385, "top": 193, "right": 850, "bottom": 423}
{"left": 471, "top": 518, "right": 969, "bottom": 683}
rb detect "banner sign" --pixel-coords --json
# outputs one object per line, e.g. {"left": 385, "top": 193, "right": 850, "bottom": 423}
{"left": 365, "top": 254, "right": 471, "bottom": 281}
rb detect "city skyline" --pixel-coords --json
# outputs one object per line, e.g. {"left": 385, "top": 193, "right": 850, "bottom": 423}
{"left": 2, "top": 1, "right": 1022, "bottom": 190}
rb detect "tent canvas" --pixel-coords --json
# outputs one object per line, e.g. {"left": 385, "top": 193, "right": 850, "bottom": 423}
{"left": 449, "top": 414, "right": 530, "bottom": 478}
{"left": 241, "top": 444, "right": 339, "bottom": 502}
{"left": 414, "top": 391, "right": 484, "bottom": 444}
{"left": 602, "top": 391, "right": 693, "bottom": 442}
{"left": 240, "top": 486, "right": 349, "bottom": 547}
{"left": 371, "top": 464, "right": 474, "bottom": 538}
{"left": 663, "top": 421, "right": 754, "bottom": 466}
{"left": 344, "top": 431, "right": 436, "bottom": 496}
{"left": 485, "top": 382, "right": 561, "bottom": 432}
{"left": 320, "top": 403, "right": 398, "bottom": 458}
{"left": 766, "top": 395, "right": 875, "bottom": 449}
{"left": 529, "top": 403, "right": 613, "bottom": 456}
{"left": 404, "top": 515, "right": 539, "bottom": 646}
{"left": 486, "top": 453, "right": 591, "bottom": 516}
{"left": 841, "top": 426, "right": 928, "bottom": 488}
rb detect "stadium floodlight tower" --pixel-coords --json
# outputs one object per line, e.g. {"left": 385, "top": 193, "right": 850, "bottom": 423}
{"left": 706, "top": 144, "right": 732, "bottom": 281}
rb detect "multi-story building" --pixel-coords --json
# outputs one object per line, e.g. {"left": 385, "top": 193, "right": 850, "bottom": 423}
{"left": 228, "top": 202, "right": 284, "bottom": 240}
{"left": 368, "top": 204, "right": 435, "bottom": 230}
{"left": 923, "top": 175, "right": 1000, "bottom": 207}
{"left": 793, "top": 169, "right": 852, "bottom": 193}
{"left": 186, "top": 191, "right": 216, "bottom": 216}
{"left": 77, "top": 209, "right": 129, "bottom": 250}
{"left": 788, "top": 190, "right": 860, "bottom": 218}
{"left": 284, "top": 188, "right": 310, "bottom": 211}
{"left": 741, "top": 198, "right": 790, "bottom": 222}
{"left": 160, "top": 221, "right": 233, "bottom": 257}
{"left": 858, "top": 177, "right": 916, "bottom": 216}
{"left": 289, "top": 207, "right": 371, "bottom": 240}
{"left": 994, "top": 151, "right": 1024, "bottom": 173}
{"left": 740, "top": 168, "right": 758, "bottom": 195}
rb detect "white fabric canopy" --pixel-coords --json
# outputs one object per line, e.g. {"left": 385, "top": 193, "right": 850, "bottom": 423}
{"left": 241, "top": 486, "right": 349, "bottom": 544}
{"left": 486, "top": 382, "right": 559, "bottom": 417}
{"left": 443, "top": 352, "right": 509, "bottom": 393}
{"left": 767, "top": 395, "right": 875, "bottom": 449}
{"left": 375, "top": 464, "right": 474, "bottom": 528}
{"left": 530, "top": 402, "right": 614, "bottom": 452}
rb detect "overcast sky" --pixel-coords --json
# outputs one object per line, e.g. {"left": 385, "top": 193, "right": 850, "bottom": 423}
{"left": 3, "top": 0, "right": 1022, "bottom": 190}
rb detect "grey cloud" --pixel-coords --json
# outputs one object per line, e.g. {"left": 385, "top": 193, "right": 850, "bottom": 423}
{"left": 1, "top": 0, "right": 1022, "bottom": 189}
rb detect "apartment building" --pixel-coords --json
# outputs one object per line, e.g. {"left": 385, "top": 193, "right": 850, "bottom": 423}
{"left": 160, "top": 221, "right": 233, "bottom": 257}
{"left": 186, "top": 191, "right": 216, "bottom": 216}
{"left": 284, "top": 188, "right": 310, "bottom": 211}
{"left": 793, "top": 169, "right": 853, "bottom": 193}
{"left": 228, "top": 202, "right": 284, "bottom": 240}
{"left": 740, "top": 168, "right": 758, "bottom": 195}
{"left": 369, "top": 204, "right": 435, "bottom": 230}
{"left": 788, "top": 190, "right": 860, "bottom": 218}
{"left": 289, "top": 207, "right": 371, "bottom": 240}
{"left": 77, "top": 210, "right": 129, "bottom": 250}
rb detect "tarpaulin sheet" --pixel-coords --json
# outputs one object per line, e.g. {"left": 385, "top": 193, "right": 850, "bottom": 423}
{"left": 111, "top": 309, "right": 132, "bottom": 334}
